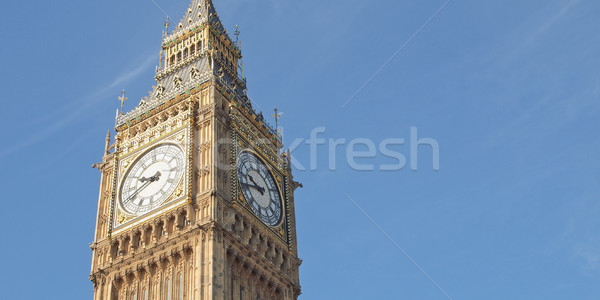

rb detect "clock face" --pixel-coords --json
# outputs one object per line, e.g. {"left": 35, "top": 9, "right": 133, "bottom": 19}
{"left": 237, "top": 150, "right": 283, "bottom": 226}
{"left": 119, "top": 143, "right": 186, "bottom": 215}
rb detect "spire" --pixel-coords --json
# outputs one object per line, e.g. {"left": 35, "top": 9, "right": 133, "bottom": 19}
{"left": 162, "top": 17, "right": 170, "bottom": 40}
{"left": 104, "top": 131, "right": 111, "bottom": 155}
{"left": 166, "top": 0, "right": 226, "bottom": 41}
{"left": 117, "top": 0, "right": 243, "bottom": 128}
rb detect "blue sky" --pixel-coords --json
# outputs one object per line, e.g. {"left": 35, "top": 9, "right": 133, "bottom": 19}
{"left": 1, "top": 0, "right": 599, "bottom": 299}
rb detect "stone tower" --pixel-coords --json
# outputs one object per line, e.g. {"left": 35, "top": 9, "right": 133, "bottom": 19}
{"left": 89, "top": 1, "right": 302, "bottom": 299}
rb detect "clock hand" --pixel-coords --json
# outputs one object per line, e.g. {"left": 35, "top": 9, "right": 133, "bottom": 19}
{"left": 126, "top": 180, "right": 152, "bottom": 202}
{"left": 248, "top": 175, "right": 262, "bottom": 187}
{"left": 127, "top": 171, "right": 162, "bottom": 202}
{"left": 248, "top": 175, "right": 267, "bottom": 194}
{"left": 241, "top": 182, "right": 265, "bottom": 195}
{"left": 247, "top": 175, "right": 266, "bottom": 195}
{"left": 150, "top": 171, "right": 161, "bottom": 182}
{"left": 140, "top": 171, "right": 161, "bottom": 183}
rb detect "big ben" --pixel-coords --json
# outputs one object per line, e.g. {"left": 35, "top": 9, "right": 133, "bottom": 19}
{"left": 89, "top": 1, "right": 302, "bottom": 299}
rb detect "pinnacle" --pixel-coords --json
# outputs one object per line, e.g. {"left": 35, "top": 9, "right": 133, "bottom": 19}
{"left": 165, "top": 0, "right": 226, "bottom": 41}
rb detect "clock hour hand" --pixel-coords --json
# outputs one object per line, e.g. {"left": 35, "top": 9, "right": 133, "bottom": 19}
{"left": 140, "top": 171, "right": 161, "bottom": 183}
{"left": 247, "top": 175, "right": 266, "bottom": 195}
{"left": 241, "top": 182, "right": 265, "bottom": 195}
{"left": 248, "top": 175, "right": 262, "bottom": 187}
{"left": 149, "top": 171, "right": 161, "bottom": 182}
{"left": 129, "top": 171, "right": 161, "bottom": 202}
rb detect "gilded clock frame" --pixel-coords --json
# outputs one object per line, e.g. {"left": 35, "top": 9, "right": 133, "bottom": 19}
{"left": 236, "top": 148, "right": 285, "bottom": 227}
{"left": 230, "top": 113, "right": 292, "bottom": 248}
{"left": 109, "top": 123, "right": 193, "bottom": 236}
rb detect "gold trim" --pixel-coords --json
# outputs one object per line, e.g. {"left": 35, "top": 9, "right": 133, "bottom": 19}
{"left": 113, "top": 126, "right": 191, "bottom": 229}
{"left": 235, "top": 148, "right": 285, "bottom": 228}
{"left": 119, "top": 122, "right": 190, "bottom": 158}
{"left": 116, "top": 141, "right": 187, "bottom": 216}
{"left": 110, "top": 200, "right": 190, "bottom": 236}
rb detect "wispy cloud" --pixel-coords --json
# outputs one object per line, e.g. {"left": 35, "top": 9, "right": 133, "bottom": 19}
{"left": 0, "top": 53, "right": 156, "bottom": 160}
{"left": 492, "top": 0, "right": 580, "bottom": 66}
{"left": 573, "top": 242, "right": 600, "bottom": 272}
{"left": 533, "top": 0, "right": 580, "bottom": 41}
{"left": 100, "top": 54, "right": 157, "bottom": 99}
{"left": 478, "top": 0, "right": 593, "bottom": 149}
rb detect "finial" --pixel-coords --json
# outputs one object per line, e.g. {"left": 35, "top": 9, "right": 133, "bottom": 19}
{"left": 163, "top": 17, "right": 170, "bottom": 39}
{"left": 118, "top": 90, "right": 128, "bottom": 116}
{"left": 105, "top": 130, "right": 111, "bottom": 155}
{"left": 273, "top": 108, "right": 282, "bottom": 132}
{"left": 234, "top": 25, "right": 240, "bottom": 45}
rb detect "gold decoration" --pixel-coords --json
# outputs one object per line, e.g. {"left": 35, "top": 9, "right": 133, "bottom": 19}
{"left": 92, "top": 4, "right": 301, "bottom": 298}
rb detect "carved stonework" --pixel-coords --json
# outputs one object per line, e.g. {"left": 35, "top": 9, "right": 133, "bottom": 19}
{"left": 91, "top": 1, "right": 300, "bottom": 299}
{"left": 174, "top": 75, "right": 183, "bottom": 89}
{"left": 190, "top": 66, "right": 200, "bottom": 80}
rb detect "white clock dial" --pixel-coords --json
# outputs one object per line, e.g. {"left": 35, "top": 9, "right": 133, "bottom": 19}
{"left": 237, "top": 150, "right": 283, "bottom": 226}
{"left": 119, "top": 143, "right": 185, "bottom": 215}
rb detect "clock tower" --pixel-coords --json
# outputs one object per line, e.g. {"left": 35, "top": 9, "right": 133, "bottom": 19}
{"left": 89, "top": 1, "right": 302, "bottom": 299}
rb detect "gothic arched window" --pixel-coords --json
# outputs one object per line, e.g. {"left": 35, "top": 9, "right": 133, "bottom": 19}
{"left": 167, "top": 279, "right": 171, "bottom": 300}
{"left": 178, "top": 274, "right": 182, "bottom": 300}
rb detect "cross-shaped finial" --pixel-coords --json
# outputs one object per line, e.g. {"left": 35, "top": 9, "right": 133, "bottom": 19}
{"left": 118, "top": 89, "right": 128, "bottom": 115}
{"left": 163, "top": 17, "right": 170, "bottom": 39}
{"left": 272, "top": 108, "right": 282, "bottom": 131}
{"left": 234, "top": 25, "right": 240, "bottom": 44}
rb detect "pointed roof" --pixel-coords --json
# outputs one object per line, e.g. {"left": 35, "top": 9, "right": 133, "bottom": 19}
{"left": 166, "top": 0, "right": 226, "bottom": 41}
{"left": 115, "top": 0, "right": 248, "bottom": 129}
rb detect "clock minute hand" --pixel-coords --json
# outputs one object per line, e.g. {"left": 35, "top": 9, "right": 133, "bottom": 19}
{"left": 126, "top": 180, "right": 152, "bottom": 202}
{"left": 128, "top": 171, "right": 162, "bottom": 202}
{"left": 241, "top": 182, "right": 265, "bottom": 195}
